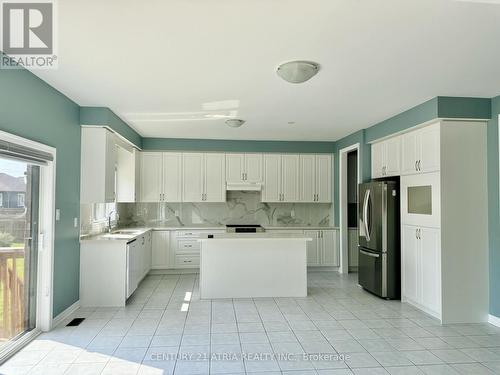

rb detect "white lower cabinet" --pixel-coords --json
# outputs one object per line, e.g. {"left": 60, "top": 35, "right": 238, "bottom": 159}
{"left": 304, "top": 229, "right": 339, "bottom": 267}
{"left": 402, "top": 224, "right": 441, "bottom": 317}
{"left": 173, "top": 229, "right": 224, "bottom": 268}
{"left": 80, "top": 230, "right": 153, "bottom": 307}
{"left": 152, "top": 231, "right": 172, "bottom": 269}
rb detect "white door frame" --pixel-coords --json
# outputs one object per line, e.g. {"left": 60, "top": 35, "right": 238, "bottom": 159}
{"left": 0, "top": 130, "right": 56, "bottom": 360}
{"left": 338, "top": 143, "right": 361, "bottom": 274}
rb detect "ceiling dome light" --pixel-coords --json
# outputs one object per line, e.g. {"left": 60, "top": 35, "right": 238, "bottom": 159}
{"left": 225, "top": 119, "right": 245, "bottom": 128}
{"left": 276, "top": 61, "right": 320, "bottom": 84}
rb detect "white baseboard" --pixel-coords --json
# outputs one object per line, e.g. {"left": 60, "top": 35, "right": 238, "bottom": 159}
{"left": 488, "top": 314, "right": 500, "bottom": 327}
{"left": 51, "top": 300, "right": 80, "bottom": 329}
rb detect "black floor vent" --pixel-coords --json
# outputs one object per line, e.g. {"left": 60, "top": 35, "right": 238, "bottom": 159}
{"left": 66, "top": 318, "right": 85, "bottom": 326}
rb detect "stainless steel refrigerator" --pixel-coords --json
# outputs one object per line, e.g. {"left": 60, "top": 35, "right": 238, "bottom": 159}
{"left": 358, "top": 180, "right": 400, "bottom": 299}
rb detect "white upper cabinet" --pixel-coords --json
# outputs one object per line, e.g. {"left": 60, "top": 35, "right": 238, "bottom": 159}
{"left": 116, "top": 147, "right": 139, "bottom": 203}
{"left": 262, "top": 154, "right": 299, "bottom": 202}
{"left": 281, "top": 154, "right": 300, "bottom": 202}
{"left": 262, "top": 154, "right": 282, "bottom": 202}
{"left": 245, "top": 154, "right": 263, "bottom": 183}
{"left": 419, "top": 125, "right": 440, "bottom": 173}
{"left": 204, "top": 153, "right": 226, "bottom": 202}
{"left": 162, "top": 153, "right": 182, "bottom": 202}
{"left": 402, "top": 123, "right": 440, "bottom": 175}
{"left": 371, "top": 136, "right": 401, "bottom": 178}
{"left": 80, "top": 127, "right": 117, "bottom": 203}
{"left": 141, "top": 152, "right": 183, "bottom": 202}
{"left": 371, "top": 142, "right": 385, "bottom": 178}
{"left": 315, "top": 154, "right": 332, "bottom": 203}
{"left": 140, "top": 152, "right": 164, "bottom": 202}
{"left": 183, "top": 153, "right": 226, "bottom": 202}
{"left": 182, "top": 153, "right": 204, "bottom": 202}
{"left": 299, "top": 155, "right": 315, "bottom": 202}
{"left": 384, "top": 137, "right": 401, "bottom": 176}
{"left": 299, "top": 154, "right": 332, "bottom": 203}
{"left": 226, "top": 153, "right": 245, "bottom": 184}
{"left": 226, "top": 153, "right": 263, "bottom": 184}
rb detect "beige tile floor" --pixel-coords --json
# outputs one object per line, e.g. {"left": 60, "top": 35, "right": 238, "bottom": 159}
{"left": 1, "top": 272, "right": 499, "bottom": 375}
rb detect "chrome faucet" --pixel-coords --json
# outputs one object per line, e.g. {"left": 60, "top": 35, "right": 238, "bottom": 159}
{"left": 107, "top": 210, "right": 117, "bottom": 233}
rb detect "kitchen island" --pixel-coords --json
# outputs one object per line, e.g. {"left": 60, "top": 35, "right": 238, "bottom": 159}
{"left": 199, "top": 233, "right": 311, "bottom": 299}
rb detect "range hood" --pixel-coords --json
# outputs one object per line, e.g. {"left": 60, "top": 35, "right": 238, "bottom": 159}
{"left": 226, "top": 182, "right": 262, "bottom": 191}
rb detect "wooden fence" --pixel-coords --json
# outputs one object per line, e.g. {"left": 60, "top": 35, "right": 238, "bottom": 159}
{"left": 0, "top": 247, "right": 25, "bottom": 343}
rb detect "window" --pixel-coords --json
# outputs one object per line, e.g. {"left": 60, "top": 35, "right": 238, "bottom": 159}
{"left": 93, "top": 202, "right": 116, "bottom": 222}
{"left": 17, "top": 193, "right": 24, "bottom": 207}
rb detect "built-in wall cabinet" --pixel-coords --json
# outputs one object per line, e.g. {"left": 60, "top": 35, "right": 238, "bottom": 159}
{"left": 182, "top": 153, "right": 226, "bottom": 202}
{"left": 140, "top": 152, "right": 182, "bottom": 202}
{"left": 80, "top": 130, "right": 333, "bottom": 205}
{"left": 401, "top": 123, "right": 440, "bottom": 175}
{"left": 371, "top": 136, "right": 401, "bottom": 178}
{"left": 226, "top": 153, "right": 263, "bottom": 184}
{"left": 372, "top": 120, "right": 488, "bottom": 323}
{"left": 80, "top": 127, "right": 117, "bottom": 203}
{"left": 262, "top": 154, "right": 332, "bottom": 203}
{"left": 299, "top": 155, "right": 332, "bottom": 202}
{"left": 116, "top": 147, "right": 140, "bottom": 202}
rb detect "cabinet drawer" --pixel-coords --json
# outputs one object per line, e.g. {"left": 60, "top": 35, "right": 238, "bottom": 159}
{"left": 177, "top": 239, "right": 200, "bottom": 252}
{"left": 175, "top": 255, "right": 200, "bottom": 267}
{"left": 176, "top": 231, "right": 199, "bottom": 238}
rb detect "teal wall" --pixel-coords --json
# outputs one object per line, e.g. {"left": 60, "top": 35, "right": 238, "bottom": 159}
{"left": 488, "top": 96, "right": 500, "bottom": 317}
{"left": 0, "top": 60, "right": 81, "bottom": 317}
{"left": 143, "top": 137, "right": 335, "bottom": 153}
{"left": 80, "top": 107, "right": 142, "bottom": 148}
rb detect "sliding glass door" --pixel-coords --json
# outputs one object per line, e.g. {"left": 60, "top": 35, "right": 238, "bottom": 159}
{"left": 0, "top": 158, "right": 40, "bottom": 349}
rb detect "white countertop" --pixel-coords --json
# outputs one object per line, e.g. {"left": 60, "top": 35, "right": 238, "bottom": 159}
{"left": 80, "top": 228, "right": 152, "bottom": 243}
{"left": 80, "top": 225, "right": 338, "bottom": 242}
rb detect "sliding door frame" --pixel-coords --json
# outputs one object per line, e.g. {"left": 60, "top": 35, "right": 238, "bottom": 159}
{"left": 0, "top": 130, "right": 56, "bottom": 359}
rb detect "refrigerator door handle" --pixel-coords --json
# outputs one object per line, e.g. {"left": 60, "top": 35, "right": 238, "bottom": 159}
{"left": 363, "top": 189, "right": 371, "bottom": 242}
{"left": 360, "top": 249, "right": 379, "bottom": 258}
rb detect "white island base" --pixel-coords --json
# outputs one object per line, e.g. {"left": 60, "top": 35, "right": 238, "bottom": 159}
{"left": 199, "top": 234, "right": 310, "bottom": 299}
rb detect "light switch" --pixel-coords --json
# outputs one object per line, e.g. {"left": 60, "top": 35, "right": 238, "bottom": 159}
{"left": 55, "top": 209, "right": 60, "bottom": 221}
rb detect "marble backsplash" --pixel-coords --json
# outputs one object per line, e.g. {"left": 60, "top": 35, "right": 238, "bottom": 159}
{"left": 117, "top": 191, "right": 332, "bottom": 228}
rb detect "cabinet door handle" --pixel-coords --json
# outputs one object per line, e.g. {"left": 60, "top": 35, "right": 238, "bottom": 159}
{"left": 415, "top": 160, "right": 418, "bottom": 171}
{"left": 418, "top": 160, "right": 421, "bottom": 171}
{"left": 416, "top": 229, "right": 418, "bottom": 239}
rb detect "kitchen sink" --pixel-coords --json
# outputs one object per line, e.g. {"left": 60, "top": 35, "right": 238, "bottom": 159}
{"left": 102, "top": 233, "right": 134, "bottom": 239}
{"left": 111, "top": 230, "right": 141, "bottom": 235}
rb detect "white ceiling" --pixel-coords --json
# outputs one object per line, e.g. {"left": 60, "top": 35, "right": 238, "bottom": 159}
{"left": 34, "top": 0, "right": 500, "bottom": 141}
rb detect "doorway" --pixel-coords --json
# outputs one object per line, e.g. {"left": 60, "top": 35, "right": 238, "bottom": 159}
{"left": 0, "top": 159, "right": 40, "bottom": 349}
{"left": 0, "top": 131, "right": 55, "bottom": 361}
{"left": 339, "top": 144, "right": 361, "bottom": 274}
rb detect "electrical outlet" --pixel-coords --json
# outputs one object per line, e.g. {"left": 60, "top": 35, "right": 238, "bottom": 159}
{"left": 174, "top": 210, "right": 180, "bottom": 217}
{"left": 291, "top": 209, "right": 295, "bottom": 218}
{"left": 74, "top": 217, "right": 78, "bottom": 228}
{"left": 55, "top": 209, "right": 60, "bottom": 221}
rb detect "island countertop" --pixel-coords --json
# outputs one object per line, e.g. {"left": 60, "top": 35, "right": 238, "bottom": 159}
{"left": 198, "top": 233, "right": 313, "bottom": 240}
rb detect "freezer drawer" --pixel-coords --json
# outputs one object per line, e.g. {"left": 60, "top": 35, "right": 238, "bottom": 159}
{"left": 358, "top": 247, "right": 385, "bottom": 297}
